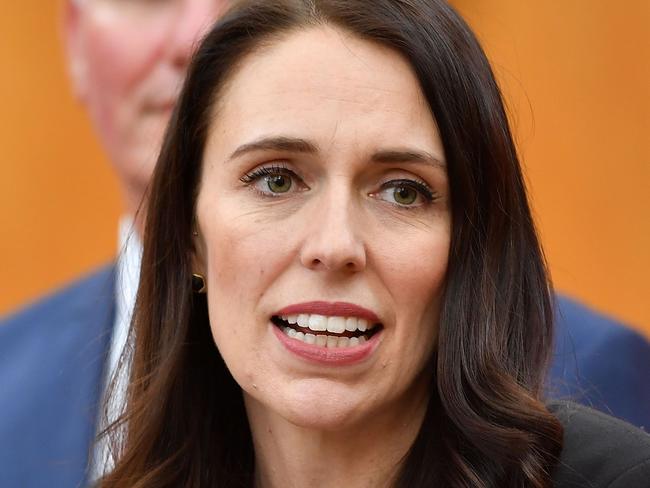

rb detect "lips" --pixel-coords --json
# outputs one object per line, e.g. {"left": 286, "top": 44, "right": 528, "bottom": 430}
{"left": 144, "top": 101, "right": 175, "bottom": 115}
{"left": 271, "top": 301, "right": 383, "bottom": 353}
{"left": 275, "top": 301, "right": 380, "bottom": 322}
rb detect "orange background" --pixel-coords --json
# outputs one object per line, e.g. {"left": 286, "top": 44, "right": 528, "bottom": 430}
{"left": 1, "top": 1, "right": 649, "bottom": 337}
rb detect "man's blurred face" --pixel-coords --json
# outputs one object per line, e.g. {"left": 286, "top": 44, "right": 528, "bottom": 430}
{"left": 65, "top": 0, "right": 229, "bottom": 209}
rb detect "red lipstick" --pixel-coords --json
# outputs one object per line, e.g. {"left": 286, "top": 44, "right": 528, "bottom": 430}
{"left": 274, "top": 301, "right": 380, "bottom": 323}
{"left": 271, "top": 301, "right": 382, "bottom": 365}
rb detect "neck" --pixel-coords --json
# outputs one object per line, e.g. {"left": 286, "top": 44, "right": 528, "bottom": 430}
{"left": 245, "top": 384, "right": 429, "bottom": 488}
{"left": 121, "top": 183, "right": 147, "bottom": 238}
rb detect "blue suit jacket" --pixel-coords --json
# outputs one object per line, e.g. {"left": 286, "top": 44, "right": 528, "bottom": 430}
{"left": 1, "top": 267, "right": 648, "bottom": 487}
{"left": 0, "top": 266, "right": 114, "bottom": 488}
{"left": 550, "top": 295, "right": 650, "bottom": 429}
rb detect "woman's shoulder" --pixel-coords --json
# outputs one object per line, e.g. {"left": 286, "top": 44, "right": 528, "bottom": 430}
{"left": 549, "top": 400, "right": 650, "bottom": 487}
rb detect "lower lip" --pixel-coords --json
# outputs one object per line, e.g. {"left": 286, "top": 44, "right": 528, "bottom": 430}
{"left": 271, "top": 324, "right": 381, "bottom": 366}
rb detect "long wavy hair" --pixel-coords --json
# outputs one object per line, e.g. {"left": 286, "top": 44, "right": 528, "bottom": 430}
{"left": 97, "top": 1, "right": 563, "bottom": 486}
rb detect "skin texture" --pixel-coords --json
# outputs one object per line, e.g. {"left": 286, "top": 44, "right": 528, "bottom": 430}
{"left": 195, "top": 27, "right": 451, "bottom": 488}
{"left": 64, "top": 0, "right": 229, "bottom": 228}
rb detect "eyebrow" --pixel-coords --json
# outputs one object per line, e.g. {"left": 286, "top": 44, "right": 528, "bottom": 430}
{"left": 370, "top": 149, "right": 446, "bottom": 169}
{"left": 228, "top": 136, "right": 318, "bottom": 160}
{"left": 228, "top": 136, "right": 445, "bottom": 169}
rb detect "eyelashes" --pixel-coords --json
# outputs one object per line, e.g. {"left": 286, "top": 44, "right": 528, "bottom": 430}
{"left": 240, "top": 164, "right": 439, "bottom": 208}
{"left": 239, "top": 164, "right": 297, "bottom": 185}
{"left": 377, "top": 178, "right": 435, "bottom": 205}
{"left": 240, "top": 164, "right": 306, "bottom": 196}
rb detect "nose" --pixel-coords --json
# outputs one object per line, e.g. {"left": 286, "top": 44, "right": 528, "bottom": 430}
{"left": 168, "top": 0, "right": 229, "bottom": 69}
{"left": 299, "top": 188, "right": 367, "bottom": 274}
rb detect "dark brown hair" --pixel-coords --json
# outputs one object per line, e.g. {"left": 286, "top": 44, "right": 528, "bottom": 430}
{"left": 98, "top": 1, "right": 562, "bottom": 486}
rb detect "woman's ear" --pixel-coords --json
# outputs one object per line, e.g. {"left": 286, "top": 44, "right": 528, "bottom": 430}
{"left": 61, "top": 0, "right": 88, "bottom": 101}
{"left": 191, "top": 225, "right": 206, "bottom": 275}
{"left": 191, "top": 225, "right": 208, "bottom": 293}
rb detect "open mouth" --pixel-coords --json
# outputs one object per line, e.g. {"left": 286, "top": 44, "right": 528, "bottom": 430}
{"left": 271, "top": 314, "right": 383, "bottom": 349}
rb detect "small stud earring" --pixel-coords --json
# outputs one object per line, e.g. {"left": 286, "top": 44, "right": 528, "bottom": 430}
{"left": 191, "top": 273, "right": 206, "bottom": 294}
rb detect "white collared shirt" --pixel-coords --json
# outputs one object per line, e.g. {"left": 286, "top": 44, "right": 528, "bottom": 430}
{"left": 90, "top": 216, "right": 142, "bottom": 481}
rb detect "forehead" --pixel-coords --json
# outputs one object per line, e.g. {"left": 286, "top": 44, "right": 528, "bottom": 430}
{"left": 77, "top": 0, "right": 194, "bottom": 18}
{"left": 209, "top": 26, "right": 442, "bottom": 159}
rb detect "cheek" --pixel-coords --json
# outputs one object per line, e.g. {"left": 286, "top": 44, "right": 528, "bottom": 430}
{"left": 200, "top": 208, "right": 285, "bottom": 389}
{"left": 200, "top": 200, "right": 294, "bottom": 341}
{"left": 376, "top": 224, "right": 449, "bottom": 370}
{"left": 379, "top": 232, "right": 448, "bottom": 387}
{"left": 205, "top": 222, "right": 278, "bottom": 302}
{"left": 381, "top": 229, "right": 449, "bottom": 314}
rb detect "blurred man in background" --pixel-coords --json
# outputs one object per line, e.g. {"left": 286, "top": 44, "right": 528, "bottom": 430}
{"left": 0, "top": 1, "right": 230, "bottom": 486}
{"left": 0, "top": 0, "right": 648, "bottom": 487}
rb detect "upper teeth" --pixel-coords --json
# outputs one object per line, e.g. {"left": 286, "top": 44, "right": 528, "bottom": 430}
{"left": 281, "top": 314, "right": 372, "bottom": 334}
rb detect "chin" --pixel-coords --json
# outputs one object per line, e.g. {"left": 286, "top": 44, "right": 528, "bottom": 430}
{"left": 282, "top": 406, "right": 360, "bottom": 432}
{"left": 272, "top": 381, "right": 368, "bottom": 432}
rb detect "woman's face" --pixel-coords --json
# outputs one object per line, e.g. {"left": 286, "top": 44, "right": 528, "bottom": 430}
{"left": 195, "top": 27, "right": 450, "bottom": 430}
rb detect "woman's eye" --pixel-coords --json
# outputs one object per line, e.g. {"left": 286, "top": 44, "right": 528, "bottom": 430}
{"left": 240, "top": 166, "right": 304, "bottom": 196}
{"left": 392, "top": 185, "right": 418, "bottom": 205}
{"left": 266, "top": 174, "right": 292, "bottom": 193}
{"left": 374, "top": 179, "right": 434, "bottom": 208}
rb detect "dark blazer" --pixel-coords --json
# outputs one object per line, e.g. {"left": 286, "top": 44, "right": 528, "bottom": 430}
{"left": 552, "top": 401, "right": 650, "bottom": 487}
{"left": 0, "top": 267, "right": 649, "bottom": 487}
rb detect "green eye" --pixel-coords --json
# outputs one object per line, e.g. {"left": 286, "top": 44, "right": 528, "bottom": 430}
{"left": 266, "top": 174, "right": 292, "bottom": 193}
{"left": 240, "top": 165, "right": 306, "bottom": 196}
{"left": 372, "top": 178, "right": 435, "bottom": 208}
{"left": 393, "top": 185, "right": 417, "bottom": 205}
